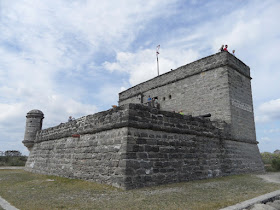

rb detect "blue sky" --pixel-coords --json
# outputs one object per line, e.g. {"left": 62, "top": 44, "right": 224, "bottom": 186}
{"left": 0, "top": 0, "right": 279, "bottom": 155}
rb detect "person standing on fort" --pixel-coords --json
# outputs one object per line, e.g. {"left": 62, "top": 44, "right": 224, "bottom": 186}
{"left": 219, "top": 45, "right": 224, "bottom": 52}
{"left": 68, "top": 116, "right": 75, "bottom": 122}
{"left": 154, "top": 98, "right": 160, "bottom": 109}
{"left": 232, "top": 50, "right": 235, "bottom": 56}
{"left": 223, "top": 45, "right": 228, "bottom": 51}
{"left": 147, "top": 95, "right": 152, "bottom": 107}
{"left": 151, "top": 97, "right": 156, "bottom": 107}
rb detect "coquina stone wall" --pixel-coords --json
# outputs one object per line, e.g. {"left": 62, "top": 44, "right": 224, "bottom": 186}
{"left": 25, "top": 104, "right": 264, "bottom": 189}
{"left": 26, "top": 106, "right": 131, "bottom": 188}
{"left": 228, "top": 65, "right": 256, "bottom": 141}
{"left": 123, "top": 128, "right": 263, "bottom": 189}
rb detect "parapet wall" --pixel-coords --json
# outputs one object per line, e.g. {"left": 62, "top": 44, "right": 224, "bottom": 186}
{"left": 35, "top": 105, "right": 130, "bottom": 142}
{"left": 35, "top": 103, "right": 229, "bottom": 143}
{"left": 25, "top": 104, "right": 264, "bottom": 189}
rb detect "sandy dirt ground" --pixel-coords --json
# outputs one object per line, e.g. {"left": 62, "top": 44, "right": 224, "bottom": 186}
{"left": 256, "top": 172, "right": 280, "bottom": 184}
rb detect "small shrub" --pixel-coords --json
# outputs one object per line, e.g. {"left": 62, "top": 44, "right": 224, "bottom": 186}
{"left": 5, "top": 150, "right": 22, "bottom": 157}
{"left": 261, "top": 152, "right": 274, "bottom": 164}
{"left": 264, "top": 164, "right": 277, "bottom": 172}
{"left": 261, "top": 152, "right": 280, "bottom": 172}
{"left": 0, "top": 156, "right": 27, "bottom": 166}
{"left": 272, "top": 159, "right": 280, "bottom": 171}
{"left": 0, "top": 157, "right": 8, "bottom": 166}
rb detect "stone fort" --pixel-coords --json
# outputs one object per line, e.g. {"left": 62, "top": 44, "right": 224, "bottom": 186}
{"left": 23, "top": 51, "right": 264, "bottom": 189}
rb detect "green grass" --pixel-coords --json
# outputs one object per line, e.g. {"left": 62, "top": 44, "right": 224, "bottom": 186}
{"left": 0, "top": 170, "right": 280, "bottom": 210}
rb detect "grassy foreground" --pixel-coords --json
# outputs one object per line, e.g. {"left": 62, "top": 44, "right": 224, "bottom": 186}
{"left": 0, "top": 170, "right": 280, "bottom": 210}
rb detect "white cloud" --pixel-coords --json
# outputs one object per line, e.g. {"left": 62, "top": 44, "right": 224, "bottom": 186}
{"left": 103, "top": 0, "right": 280, "bottom": 90}
{"left": 255, "top": 115, "right": 270, "bottom": 123}
{"left": 256, "top": 99, "right": 280, "bottom": 123}
{"left": 90, "top": 85, "right": 120, "bottom": 108}
{"left": 0, "top": 0, "right": 179, "bottom": 154}
{"left": 0, "top": 103, "right": 25, "bottom": 122}
{"left": 103, "top": 48, "right": 200, "bottom": 86}
{"left": 120, "top": 86, "right": 127, "bottom": 92}
{"left": 0, "top": 0, "right": 181, "bottom": 103}
{"left": 260, "top": 137, "right": 271, "bottom": 142}
{"left": 259, "top": 99, "right": 280, "bottom": 114}
{"left": 264, "top": 128, "right": 280, "bottom": 134}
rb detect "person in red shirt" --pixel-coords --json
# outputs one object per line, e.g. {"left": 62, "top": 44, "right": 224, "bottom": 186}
{"left": 223, "top": 45, "right": 228, "bottom": 51}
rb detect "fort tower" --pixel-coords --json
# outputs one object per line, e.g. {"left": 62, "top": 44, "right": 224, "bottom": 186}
{"left": 119, "top": 51, "right": 256, "bottom": 142}
{"left": 22, "top": 109, "right": 44, "bottom": 151}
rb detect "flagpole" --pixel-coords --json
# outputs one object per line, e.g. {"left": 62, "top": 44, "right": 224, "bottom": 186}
{"left": 156, "top": 45, "right": 160, "bottom": 76}
{"left": 157, "top": 54, "right": 159, "bottom": 76}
